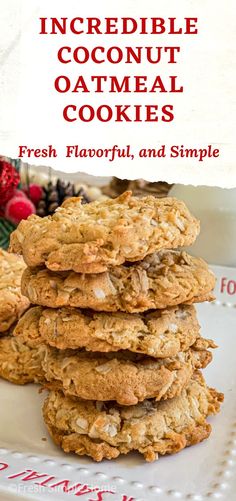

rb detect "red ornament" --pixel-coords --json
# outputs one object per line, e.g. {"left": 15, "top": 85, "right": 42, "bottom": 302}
{"left": 5, "top": 196, "right": 36, "bottom": 226}
{"left": 24, "top": 183, "right": 43, "bottom": 206}
{"left": 0, "top": 160, "right": 20, "bottom": 205}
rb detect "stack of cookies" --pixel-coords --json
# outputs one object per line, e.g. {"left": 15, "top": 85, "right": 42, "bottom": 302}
{"left": 9, "top": 192, "right": 223, "bottom": 461}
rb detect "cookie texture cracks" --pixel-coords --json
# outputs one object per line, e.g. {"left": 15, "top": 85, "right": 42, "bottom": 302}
{"left": 42, "top": 372, "right": 223, "bottom": 462}
{"left": 22, "top": 250, "right": 215, "bottom": 313}
{"left": 10, "top": 192, "right": 200, "bottom": 273}
{"left": 0, "top": 249, "right": 30, "bottom": 333}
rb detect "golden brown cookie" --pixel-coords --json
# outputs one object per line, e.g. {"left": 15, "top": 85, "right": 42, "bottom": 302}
{"left": 0, "top": 249, "right": 29, "bottom": 333}
{"left": 0, "top": 300, "right": 46, "bottom": 385}
{"left": 43, "top": 372, "right": 223, "bottom": 462}
{"left": 10, "top": 193, "right": 199, "bottom": 273}
{"left": 0, "top": 335, "right": 45, "bottom": 384}
{"left": 22, "top": 250, "right": 215, "bottom": 313}
{"left": 42, "top": 344, "right": 213, "bottom": 405}
{"left": 14, "top": 304, "right": 201, "bottom": 358}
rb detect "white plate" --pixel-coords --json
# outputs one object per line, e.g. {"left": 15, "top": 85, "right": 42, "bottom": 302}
{"left": 0, "top": 265, "right": 235, "bottom": 501}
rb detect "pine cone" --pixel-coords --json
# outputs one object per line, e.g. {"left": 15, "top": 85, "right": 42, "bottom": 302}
{"left": 36, "top": 179, "right": 92, "bottom": 217}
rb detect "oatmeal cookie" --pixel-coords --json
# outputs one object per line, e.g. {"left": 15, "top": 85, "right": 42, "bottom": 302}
{"left": 0, "top": 335, "right": 45, "bottom": 384}
{"left": 10, "top": 193, "right": 199, "bottom": 273}
{"left": 22, "top": 250, "right": 215, "bottom": 313}
{"left": 15, "top": 304, "right": 202, "bottom": 358}
{"left": 0, "top": 302, "right": 46, "bottom": 384}
{"left": 43, "top": 372, "right": 223, "bottom": 461}
{"left": 42, "top": 345, "right": 213, "bottom": 405}
{"left": 0, "top": 249, "right": 29, "bottom": 333}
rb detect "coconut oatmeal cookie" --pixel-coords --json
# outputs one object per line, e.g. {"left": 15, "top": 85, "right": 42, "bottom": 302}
{"left": 42, "top": 372, "right": 223, "bottom": 461}
{"left": 14, "top": 304, "right": 201, "bottom": 358}
{"left": 42, "top": 344, "right": 213, "bottom": 405}
{"left": 0, "top": 299, "right": 46, "bottom": 385}
{"left": 10, "top": 192, "right": 199, "bottom": 273}
{"left": 21, "top": 250, "right": 215, "bottom": 313}
{"left": 0, "top": 335, "right": 45, "bottom": 384}
{"left": 0, "top": 249, "right": 30, "bottom": 333}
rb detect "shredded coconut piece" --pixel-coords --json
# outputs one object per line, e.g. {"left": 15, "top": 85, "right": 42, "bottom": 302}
{"left": 94, "top": 288, "right": 106, "bottom": 300}
{"left": 176, "top": 309, "right": 188, "bottom": 319}
{"left": 169, "top": 323, "right": 178, "bottom": 333}
{"left": 150, "top": 219, "right": 158, "bottom": 226}
{"left": 49, "top": 280, "right": 57, "bottom": 290}
{"left": 76, "top": 417, "right": 88, "bottom": 431}
{"left": 103, "top": 423, "right": 118, "bottom": 437}
{"left": 95, "top": 363, "right": 112, "bottom": 374}
{"left": 175, "top": 216, "right": 185, "bottom": 231}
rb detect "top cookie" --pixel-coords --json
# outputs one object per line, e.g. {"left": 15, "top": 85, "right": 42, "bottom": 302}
{"left": 9, "top": 192, "right": 199, "bottom": 273}
{"left": 0, "top": 249, "right": 30, "bottom": 333}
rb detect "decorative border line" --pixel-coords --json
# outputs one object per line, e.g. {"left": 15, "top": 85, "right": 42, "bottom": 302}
{"left": 210, "top": 300, "right": 236, "bottom": 308}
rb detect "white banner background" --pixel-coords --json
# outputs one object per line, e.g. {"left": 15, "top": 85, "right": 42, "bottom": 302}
{"left": 0, "top": 0, "right": 235, "bottom": 186}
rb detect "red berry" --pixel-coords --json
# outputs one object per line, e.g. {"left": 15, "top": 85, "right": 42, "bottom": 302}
{"left": 5, "top": 196, "right": 36, "bottom": 225}
{"left": 12, "top": 189, "right": 27, "bottom": 199}
{"left": 26, "top": 184, "right": 43, "bottom": 205}
{"left": 0, "top": 160, "right": 20, "bottom": 205}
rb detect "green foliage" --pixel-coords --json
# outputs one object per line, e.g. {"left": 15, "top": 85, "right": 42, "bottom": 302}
{"left": 0, "top": 217, "right": 16, "bottom": 249}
